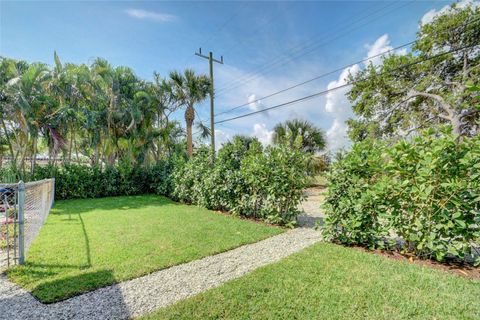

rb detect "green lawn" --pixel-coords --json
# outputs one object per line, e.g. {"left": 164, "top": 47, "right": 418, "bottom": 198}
{"left": 7, "top": 195, "right": 282, "bottom": 303}
{"left": 143, "top": 243, "right": 480, "bottom": 320}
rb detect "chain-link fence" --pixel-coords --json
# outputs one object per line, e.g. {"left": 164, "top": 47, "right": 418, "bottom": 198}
{"left": 0, "top": 183, "right": 18, "bottom": 270}
{"left": 0, "top": 179, "right": 54, "bottom": 270}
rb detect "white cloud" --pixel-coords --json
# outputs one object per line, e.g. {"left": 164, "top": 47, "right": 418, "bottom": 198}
{"left": 420, "top": 0, "right": 478, "bottom": 25}
{"left": 324, "top": 33, "right": 401, "bottom": 151}
{"left": 247, "top": 94, "right": 263, "bottom": 111}
{"left": 326, "top": 119, "right": 349, "bottom": 151}
{"left": 365, "top": 34, "right": 393, "bottom": 66}
{"left": 125, "top": 9, "right": 177, "bottom": 22}
{"left": 213, "top": 33, "right": 408, "bottom": 153}
{"left": 252, "top": 123, "right": 274, "bottom": 146}
{"left": 214, "top": 129, "right": 231, "bottom": 151}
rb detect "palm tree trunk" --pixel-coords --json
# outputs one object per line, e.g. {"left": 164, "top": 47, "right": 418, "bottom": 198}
{"left": 185, "top": 105, "right": 195, "bottom": 158}
{"left": 31, "top": 136, "right": 37, "bottom": 175}
{"left": 186, "top": 122, "right": 193, "bottom": 158}
{"left": 68, "top": 125, "right": 74, "bottom": 163}
{"left": 1, "top": 118, "right": 15, "bottom": 160}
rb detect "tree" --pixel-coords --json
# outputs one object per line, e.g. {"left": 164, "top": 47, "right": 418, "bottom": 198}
{"left": 169, "top": 69, "right": 211, "bottom": 158}
{"left": 347, "top": 3, "right": 480, "bottom": 141}
{"left": 273, "top": 119, "right": 326, "bottom": 153}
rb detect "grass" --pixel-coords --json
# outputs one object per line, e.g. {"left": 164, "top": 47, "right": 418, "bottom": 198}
{"left": 143, "top": 242, "right": 480, "bottom": 320}
{"left": 7, "top": 195, "right": 282, "bottom": 303}
{"left": 0, "top": 223, "right": 15, "bottom": 249}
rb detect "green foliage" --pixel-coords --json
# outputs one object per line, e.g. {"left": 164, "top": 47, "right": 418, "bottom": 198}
{"left": 273, "top": 119, "right": 326, "bottom": 153}
{"left": 171, "top": 137, "right": 308, "bottom": 226}
{"left": 31, "top": 162, "right": 173, "bottom": 200}
{"left": 324, "top": 129, "right": 480, "bottom": 264}
{"left": 347, "top": 4, "right": 480, "bottom": 140}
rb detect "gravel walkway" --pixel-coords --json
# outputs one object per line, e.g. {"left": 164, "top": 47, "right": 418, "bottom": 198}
{"left": 297, "top": 187, "right": 326, "bottom": 227}
{"left": 0, "top": 228, "right": 321, "bottom": 320}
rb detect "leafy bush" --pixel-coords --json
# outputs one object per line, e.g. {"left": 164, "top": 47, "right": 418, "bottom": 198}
{"left": 171, "top": 137, "right": 308, "bottom": 226}
{"left": 31, "top": 162, "right": 172, "bottom": 200}
{"left": 324, "top": 128, "right": 480, "bottom": 264}
{"left": 9, "top": 136, "right": 308, "bottom": 226}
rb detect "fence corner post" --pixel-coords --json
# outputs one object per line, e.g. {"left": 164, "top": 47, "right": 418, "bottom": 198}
{"left": 18, "top": 181, "right": 25, "bottom": 265}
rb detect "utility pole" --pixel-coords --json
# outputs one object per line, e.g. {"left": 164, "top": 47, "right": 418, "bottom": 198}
{"left": 195, "top": 48, "right": 223, "bottom": 161}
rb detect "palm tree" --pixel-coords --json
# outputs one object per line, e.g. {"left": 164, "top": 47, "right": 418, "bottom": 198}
{"left": 273, "top": 119, "right": 326, "bottom": 153}
{"left": 169, "top": 69, "right": 211, "bottom": 158}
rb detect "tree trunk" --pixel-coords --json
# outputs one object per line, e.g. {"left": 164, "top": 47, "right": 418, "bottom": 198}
{"left": 1, "top": 118, "right": 15, "bottom": 160}
{"left": 185, "top": 105, "right": 195, "bottom": 158}
{"left": 68, "top": 126, "right": 74, "bottom": 163}
{"left": 31, "top": 136, "right": 37, "bottom": 175}
{"left": 451, "top": 113, "right": 462, "bottom": 137}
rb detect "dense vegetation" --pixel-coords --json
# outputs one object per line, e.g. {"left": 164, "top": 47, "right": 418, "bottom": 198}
{"left": 171, "top": 137, "right": 309, "bottom": 226}
{"left": 25, "top": 136, "right": 308, "bottom": 226}
{"left": 324, "top": 128, "right": 480, "bottom": 264}
{"left": 324, "top": 4, "right": 480, "bottom": 265}
{"left": 0, "top": 54, "right": 211, "bottom": 179}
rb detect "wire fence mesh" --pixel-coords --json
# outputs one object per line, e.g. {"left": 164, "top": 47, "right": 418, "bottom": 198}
{"left": 0, "top": 182, "right": 19, "bottom": 270}
{"left": 0, "top": 179, "right": 54, "bottom": 270}
{"left": 23, "top": 179, "right": 55, "bottom": 257}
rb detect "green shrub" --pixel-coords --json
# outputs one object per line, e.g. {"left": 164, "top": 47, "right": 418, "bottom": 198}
{"left": 10, "top": 137, "right": 308, "bottom": 226}
{"left": 324, "top": 128, "right": 480, "bottom": 264}
{"left": 31, "top": 161, "right": 172, "bottom": 200}
{"left": 171, "top": 138, "right": 308, "bottom": 226}
{"left": 237, "top": 144, "right": 308, "bottom": 225}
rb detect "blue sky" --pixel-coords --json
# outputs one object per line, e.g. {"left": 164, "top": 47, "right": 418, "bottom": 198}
{"left": 0, "top": 0, "right": 460, "bottom": 150}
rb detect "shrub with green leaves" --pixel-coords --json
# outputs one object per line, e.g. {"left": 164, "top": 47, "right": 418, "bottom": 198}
{"left": 171, "top": 137, "right": 308, "bottom": 226}
{"left": 31, "top": 162, "right": 171, "bottom": 200}
{"left": 324, "top": 128, "right": 480, "bottom": 264}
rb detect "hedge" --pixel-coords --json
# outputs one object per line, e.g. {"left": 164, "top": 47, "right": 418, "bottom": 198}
{"left": 10, "top": 137, "right": 309, "bottom": 226}
{"left": 324, "top": 128, "right": 480, "bottom": 265}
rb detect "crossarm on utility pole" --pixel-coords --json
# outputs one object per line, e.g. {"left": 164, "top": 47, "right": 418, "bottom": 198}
{"left": 195, "top": 48, "right": 223, "bottom": 161}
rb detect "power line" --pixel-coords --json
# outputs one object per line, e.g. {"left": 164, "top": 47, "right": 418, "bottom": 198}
{"left": 215, "top": 43, "right": 479, "bottom": 125}
{"left": 215, "top": 1, "right": 409, "bottom": 95}
{"left": 215, "top": 41, "right": 415, "bottom": 117}
{"left": 215, "top": 0, "right": 397, "bottom": 93}
{"left": 215, "top": 15, "right": 480, "bottom": 118}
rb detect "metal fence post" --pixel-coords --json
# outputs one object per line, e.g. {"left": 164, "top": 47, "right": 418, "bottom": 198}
{"left": 18, "top": 181, "right": 25, "bottom": 265}
{"left": 52, "top": 178, "right": 55, "bottom": 206}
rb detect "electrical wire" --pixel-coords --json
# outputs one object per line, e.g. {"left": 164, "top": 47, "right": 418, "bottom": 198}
{"left": 215, "top": 43, "right": 479, "bottom": 125}
{"left": 214, "top": 15, "right": 480, "bottom": 117}
{"left": 215, "top": 1, "right": 410, "bottom": 95}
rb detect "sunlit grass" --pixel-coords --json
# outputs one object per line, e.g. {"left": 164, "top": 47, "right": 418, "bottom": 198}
{"left": 144, "top": 242, "right": 480, "bottom": 320}
{"left": 7, "top": 195, "right": 282, "bottom": 303}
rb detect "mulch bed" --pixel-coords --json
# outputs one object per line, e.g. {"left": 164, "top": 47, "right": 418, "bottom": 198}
{"left": 352, "top": 246, "right": 480, "bottom": 280}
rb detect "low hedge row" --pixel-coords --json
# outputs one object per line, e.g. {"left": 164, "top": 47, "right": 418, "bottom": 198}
{"left": 24, "top": 137, "right": 308, "bottom": 225}
{"left": 171, "top": 137, "right": 308, "bottom": 226}
{"left": 324, "top": 128, "right": 480, "bottom": 265}
{"left": 31, "top": 162, "right": 173, "bottom": 200}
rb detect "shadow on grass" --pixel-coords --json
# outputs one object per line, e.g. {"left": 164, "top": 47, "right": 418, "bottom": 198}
{"left": 31, "top": 269, "right": 119, "bottom": 303}
{"left": 0, "top": 270, "right": 130, "bottom": 319}
{"left": 7, "top": 211, "right": 92, "bottom": 283}
{"left": 52, "top": 194, "right": 178, "bottom": 215}
{"left": 78, "top": 213, "right": 91, "bottom": 268}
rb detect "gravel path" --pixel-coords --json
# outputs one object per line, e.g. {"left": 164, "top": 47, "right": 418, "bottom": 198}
{"left": 297, "top": 187, "right": 326, "bottom": 227}
{"left": 0, "top": 228, "right": 321, "bottom": 320}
